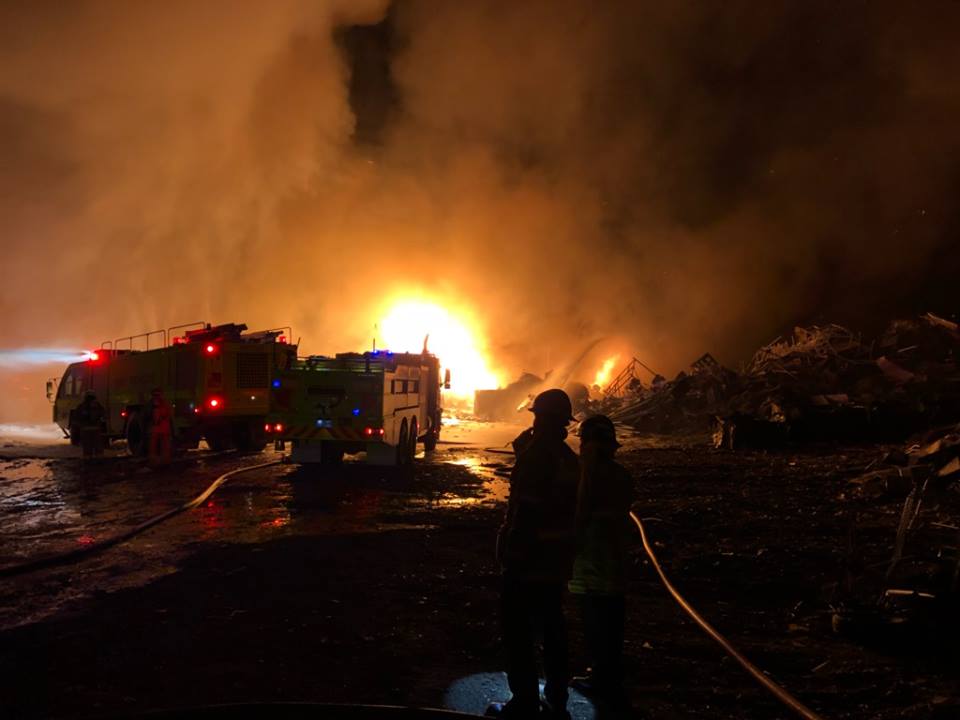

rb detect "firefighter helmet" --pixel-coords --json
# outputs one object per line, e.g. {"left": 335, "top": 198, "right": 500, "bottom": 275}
{"left": 578, "top": 414, "right": 621, "bottom": 447}
{"left": 528, "top": 388, "right": 575, "bottom": 423}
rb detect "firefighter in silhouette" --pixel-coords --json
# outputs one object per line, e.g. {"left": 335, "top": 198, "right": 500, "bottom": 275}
{"left": 74, "top": 390, "right": 105, "bottom": 460}
{"left": 488, "top": 389, "right": 580, "bottom": 720}
{"left": 569, "top": 415, "right": 634, "bottom": 716}
{"left": 147, "top": 388, "right": 173, "bottom": 467}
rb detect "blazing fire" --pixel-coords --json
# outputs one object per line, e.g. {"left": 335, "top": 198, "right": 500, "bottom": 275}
{"left": 593, "top": 355, "right": 620, "bottom": 388}
{"left": 378, "top": 298, "right": 501, "bottom": 401}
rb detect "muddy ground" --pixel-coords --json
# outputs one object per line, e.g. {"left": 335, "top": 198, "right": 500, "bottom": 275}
{"left": 0, "top": 421, "right": 957, "bottom": 719}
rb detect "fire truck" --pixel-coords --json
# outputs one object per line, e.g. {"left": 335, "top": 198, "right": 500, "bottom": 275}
{"left": 266, "top": 349, "right": 449, "bottom": 465}
{"left": 48, "top": 322, "right": 296, "bottom": 454}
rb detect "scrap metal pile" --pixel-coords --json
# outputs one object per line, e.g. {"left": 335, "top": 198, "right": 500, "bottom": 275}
{"left": 837, "top": 422, "right": 960, "bottom": 634}
{"left": 600, "top": 313, "right": 960, "bottom": 447}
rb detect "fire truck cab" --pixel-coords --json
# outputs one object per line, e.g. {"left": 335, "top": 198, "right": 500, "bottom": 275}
{"left": 267, "top": 350, "right": 447, "bottom": 466}
{"left": 51, "top": 322, "right": 296, "bottom": 454}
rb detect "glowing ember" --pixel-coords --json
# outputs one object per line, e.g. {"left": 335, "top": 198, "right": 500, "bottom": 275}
{"left": 378, "top": 299, "right": 500, "bottom": 400}
{"left": 593, "top": 355, "right": 620, "bottom": 388}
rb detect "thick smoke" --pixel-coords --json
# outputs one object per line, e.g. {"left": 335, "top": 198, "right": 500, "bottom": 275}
{"left": 2, "top": 0, "right": 959, "bottom": 421}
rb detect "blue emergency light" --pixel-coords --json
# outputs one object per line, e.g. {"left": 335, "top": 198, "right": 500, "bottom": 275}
{"left": 352, "top": 407, "right": 361, "bottom": 416}
{"left": 272, "top": 379, "right": 281, "bottom": 388}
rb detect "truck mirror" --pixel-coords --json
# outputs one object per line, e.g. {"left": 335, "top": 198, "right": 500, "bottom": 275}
{"left": 46, "top": 380, "right": 54, "bottom": 402}
{"left": 443, "top": 369, "right": 451, "bottom": 390}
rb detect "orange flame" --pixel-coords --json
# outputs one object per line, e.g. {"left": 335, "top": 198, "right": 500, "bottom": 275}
{"left": 378, "top": 298, "right": 501, "bottom": 402}
{"left": 593, "top": 355, "right": 619, "bottom": 388}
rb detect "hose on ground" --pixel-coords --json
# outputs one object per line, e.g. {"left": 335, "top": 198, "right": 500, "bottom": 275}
{"left": 0, "top": 460, "right": 281, "bottom": 580}
{"left": 630, "top": 510, "right": 826, "bottom": 720}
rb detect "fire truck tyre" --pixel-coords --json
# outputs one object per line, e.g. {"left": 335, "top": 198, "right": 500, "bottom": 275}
{"left": 67, "top": 410, "right": 80, "bottom": 446}
{"left": 125, "top": 412, "right": 148, "bottom": 456}
{"left": 206, "top": 429, "right": 233, "bottom": 452}
{"left": 397, "top": 419, "right": 409, "bottom": 466}
{"left": 407, "top": 417, "right": 418, "bottom": 462}
{"left": 321, "top": 443, "right": 344, "bottom": 466}
{"left": 234, "top": 422, "right": 266, "bottom": 452}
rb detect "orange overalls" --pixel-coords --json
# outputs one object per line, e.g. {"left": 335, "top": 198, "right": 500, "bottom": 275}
{"left": 149, "top": 397, "right": 173, "bottom": 467}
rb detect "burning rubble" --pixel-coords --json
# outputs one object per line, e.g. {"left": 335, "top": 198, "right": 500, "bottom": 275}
{"left": 589, "top": 313, "right": 960, "bottom": 448}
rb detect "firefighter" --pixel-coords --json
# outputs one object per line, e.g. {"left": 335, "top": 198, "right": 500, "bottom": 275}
{"left": 569, "top": 415, "right": 634, "bottom": 715}
{"left": 74, "top": 390, "right": 105, "bottom": 460}
{"left": 147, "top": 388, "right": 173, "bottom": 467}
{"left": 488, "top": 389, "right": 580, "bottom": 720}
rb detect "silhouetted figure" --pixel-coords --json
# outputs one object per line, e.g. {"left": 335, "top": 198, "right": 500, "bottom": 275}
{"left": 74, "top": 390, "right": 105, "bottom": 460}
{"left": 148, "top": 388, "right": 173, "bottom": 467}
{"left": 570, "top": 415, "right": 634, "bottom": 716}
{"left": 488, "top": 389, "right": 579, "bottom": 720}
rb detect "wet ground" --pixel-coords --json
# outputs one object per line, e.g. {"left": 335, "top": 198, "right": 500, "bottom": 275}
{"left": 0, "top": 420, "right": 958, "bottom": 718}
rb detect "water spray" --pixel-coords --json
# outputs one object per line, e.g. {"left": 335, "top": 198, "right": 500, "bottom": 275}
{"left": 0, "top": 348, "right": 94, "bottom": 369}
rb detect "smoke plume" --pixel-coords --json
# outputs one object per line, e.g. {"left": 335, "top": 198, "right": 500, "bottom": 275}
{"left": 2, "top": 0, "right": 959, "bottom": 421}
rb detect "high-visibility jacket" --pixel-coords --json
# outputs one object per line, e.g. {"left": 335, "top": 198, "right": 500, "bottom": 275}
{"left": 498, "top": 427, "right": 579, "bottom": 583}
{"left": 568, "top": 458, "right": 634, "bottom": 596}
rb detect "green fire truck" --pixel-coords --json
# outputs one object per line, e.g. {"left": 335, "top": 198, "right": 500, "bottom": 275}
{"left": 48, "top": 322, "right": 296, "bottom": 454}
{"left": 266, "top": 349, "right": 449, "bottom": 465}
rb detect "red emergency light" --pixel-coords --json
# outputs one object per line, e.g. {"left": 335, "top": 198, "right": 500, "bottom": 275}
{"left": 86, "top": 351, "right": 100, "bottom": 362}
{"left": 264, "top": 422, "right": 283, "bottom": 433}
{"left": 207, "top": 396, "right": 223, "bottom": 410}
{"left": 205, "top": 344, "right": 217, "bottom": 355}
{"left": 363, "top": 427, "right": 385, "bottom": 438}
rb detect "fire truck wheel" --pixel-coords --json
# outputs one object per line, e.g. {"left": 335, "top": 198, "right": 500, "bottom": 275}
{"left": 205, "top": 430, "right": 232, "bottom": 452}
{"left": 125, "top": 412, "right": 148, "bottom": 456}
{"left": 407, "top": 417, "right": 419, "bottom": 462}
{"left": 397, "top": 419, "right": 409, "bottom": 466}
{"left": 234, "top": 421, "right": 266, "bottom": 452}
{"left": 321, "top": 443, "right": 344, "bottom": 466}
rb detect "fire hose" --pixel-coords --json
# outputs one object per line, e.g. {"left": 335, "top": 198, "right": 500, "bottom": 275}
{"left": 0, "top": 460, "right": 281, "bottom": 579}
{"left": 630, "top": 511, "right": 826, "bottom": 720}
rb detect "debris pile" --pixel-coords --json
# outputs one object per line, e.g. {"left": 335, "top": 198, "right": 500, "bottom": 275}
{"left": 599, "top": 313, "right": 960, "bottom": 446}
{"left": 837, "top": 423, "right": 960, "bottom": 636}
{"left": 717, "top": 324, "right": 887, "bottom": 447}
{"left": 604, "top": 353, "right": 740, "bottom": 433}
